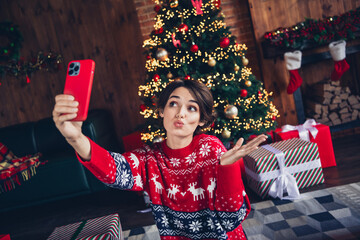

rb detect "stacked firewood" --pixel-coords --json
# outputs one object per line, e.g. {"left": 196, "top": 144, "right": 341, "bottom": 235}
{"left": 305, "top": 80, "right": 360, "bottom": 126}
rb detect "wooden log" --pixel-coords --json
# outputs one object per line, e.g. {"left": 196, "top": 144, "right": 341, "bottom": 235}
{"left": 353, "top": 103, "right": 360, "bottom": 109}
{"left": 329, "top": 103, "right": 339, "bottom": 111}
{"left": 341, "top": 113, "right": 352, "bottom": 120}
{"left": 329, "top": 112, "right": 339, "bottom": 122}
{"left": 340, "top": 92, "right": 350, "bottom": 100}
{"left": 334, "top": 87, "right": 342, "bottom": 96}
{"left": 349, "top": 95, "right": 360, "bottom": 105}
{"left": 339, "top": 101, "right": 349, "bottom": 109}
{"left": 339, "top": 107, "right": 349, "bottom": 114}
{"left": 321, "top": 105, "right": 329, "bottom": 115}
{"left": 332, "top": 96, "right": 342, "bottom": 104}
{"left": 332, "top": 119, "right": 342, "bottom": 125}
{"left": 352, "top": 110, "right": 359, "bottom": 121}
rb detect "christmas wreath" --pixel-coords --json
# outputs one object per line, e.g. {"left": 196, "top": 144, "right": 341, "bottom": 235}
{"left": 0, "top": 21, "right": 23, "bottom": 62}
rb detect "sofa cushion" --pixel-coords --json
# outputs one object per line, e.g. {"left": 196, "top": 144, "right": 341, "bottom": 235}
{"left": 0, "top": 122, "right": 37, "bottom": 156}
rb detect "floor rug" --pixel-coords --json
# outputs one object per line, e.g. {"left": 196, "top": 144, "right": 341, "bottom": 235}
{"left": 122, "top": 182, "right": 360, "bottom": 240}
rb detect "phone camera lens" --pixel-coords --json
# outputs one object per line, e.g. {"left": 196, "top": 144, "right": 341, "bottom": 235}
{"left": 74, "top": 66, "right": 79, "bottom": 71}
{"left": 69, "top": 70, "right": 74, "bottom": 75}
{"left": 70, "top": 63, "right": 75, "bottom": 68}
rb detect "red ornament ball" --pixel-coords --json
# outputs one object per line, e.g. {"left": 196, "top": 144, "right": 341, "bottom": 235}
{"left": 154, "top": 5, "right": 161, "bottom": 12}
{"left": 155, "top": 27, "right": 164, "bottom": 34}
{"left": 219, "top": 37, "right": 230, "bottom": 48}
{"left": 178, "top": 23, "right": 189, "bottom": 33}
{"left": 184, "top": 75, "right": 191, "bottom": 80}
{"left": 140, "top": 104, "right": 147, "bottom": 112}
{"left": 240, "top": 89, "right": 248, "bottom": 98}
{"left": 153, "top": 74, "right": 160, "bottom": 82}
{"left": 146, "top": 55, "right": 151, "bottom": 60}
{"left": 272, "top": 116, "right": 276, "bottom": 121}
{"left": 190, "top": 44, "right": 199, "bottom": 53}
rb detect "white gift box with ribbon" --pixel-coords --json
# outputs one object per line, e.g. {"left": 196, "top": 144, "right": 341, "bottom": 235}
{"left": 244, "top": 138, "right": 324, "bottom": 200}
{"left": 281, "top": 119, "right": 318, "bottom": 142}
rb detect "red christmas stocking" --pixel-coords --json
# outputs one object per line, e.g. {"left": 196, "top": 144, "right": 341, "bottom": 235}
{"left": 329, "top": 40, "right": 350, "bottom": 81}
{"left": 284, "top": 51, "right": 303, "bottom": 94}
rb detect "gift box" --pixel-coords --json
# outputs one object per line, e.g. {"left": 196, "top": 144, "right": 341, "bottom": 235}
{"left": 244, "top": 138, "right": 325, "bottom": 199}
{"left": 274, "top": 119, "right": 336, "bottom": 168}
{"left": 0, "top": 234, "right": 10, "bottom": 240}
{"left": 47, "top": 213, "right": 123, "bottom": 240}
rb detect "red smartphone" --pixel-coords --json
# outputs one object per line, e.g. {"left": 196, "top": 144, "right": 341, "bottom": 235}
{"left": 63, "top": 59, "right": 95, "bottom": 121}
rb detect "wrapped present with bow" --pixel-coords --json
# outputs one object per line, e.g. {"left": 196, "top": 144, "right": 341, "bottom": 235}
{"left": 274, "top": 119, "right": 336, "bottom": 168}
{"left": 47, "top": 213, "right": 123, "bottom": 240}
{"left": 244, "top": 138, "right": 324, "bottom": 199}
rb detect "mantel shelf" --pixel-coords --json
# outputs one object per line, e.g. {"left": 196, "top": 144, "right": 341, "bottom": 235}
{"left": 261, "top": 39, "right": 360, "bottom": 65}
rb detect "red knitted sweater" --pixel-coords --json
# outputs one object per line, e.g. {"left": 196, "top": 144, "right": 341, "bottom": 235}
{"left": 80, "top": 134, "right": 250, "bottom": 239}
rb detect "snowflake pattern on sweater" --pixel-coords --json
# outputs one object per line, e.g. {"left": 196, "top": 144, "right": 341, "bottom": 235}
{"left": 80, "top": 134, "right": 250, "bottom": 240}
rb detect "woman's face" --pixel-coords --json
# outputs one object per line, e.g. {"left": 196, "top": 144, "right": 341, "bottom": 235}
{"left": 160, "top": 87, "right": 204, "bottom": 140}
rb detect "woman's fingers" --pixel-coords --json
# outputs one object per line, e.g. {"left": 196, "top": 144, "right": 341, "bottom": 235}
{"left": 246, "top": 134, "right": 267, "bottom": 148}
{"left": 233, "top": 134, "right": 267, "bottom": 156}
{"left": 233, "top": 138, "right": 244, "bottom": 150}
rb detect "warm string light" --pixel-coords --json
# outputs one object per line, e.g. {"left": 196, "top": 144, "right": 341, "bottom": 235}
{"left": 140, "top": 1, "right": 280, "bottom": 142}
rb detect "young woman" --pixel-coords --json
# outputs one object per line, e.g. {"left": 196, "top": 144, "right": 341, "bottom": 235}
{"left": 53, "top": 79, "right": 267, "bottom": 239}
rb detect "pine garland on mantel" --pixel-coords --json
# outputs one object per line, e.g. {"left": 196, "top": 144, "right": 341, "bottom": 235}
{"left": 263, "top": 7, "right": 360, "bottom": 51}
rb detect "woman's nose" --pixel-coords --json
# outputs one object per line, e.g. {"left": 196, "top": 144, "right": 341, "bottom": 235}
{"left": 176, "top": 107, "right": 186, "bottom": 119}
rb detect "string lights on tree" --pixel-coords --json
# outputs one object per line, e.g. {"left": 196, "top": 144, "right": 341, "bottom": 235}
{"left": 139, "top": 0, "right": 279, "bottom": 144}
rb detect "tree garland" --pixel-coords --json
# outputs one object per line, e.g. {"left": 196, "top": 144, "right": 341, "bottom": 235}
{"left": 0, "top": 21, "right": 23, "bottom": 62}
{"left": 0, "top": 21, "right": 63, "bottom": 85}
{"left": 263, "top": 7, "right": 360, "bottom": 50}
{"left": 0, "top": 51, "right": 63, "bottom": 85}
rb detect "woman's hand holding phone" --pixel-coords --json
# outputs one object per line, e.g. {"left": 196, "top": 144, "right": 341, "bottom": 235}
{"left": 52, "top": 94, "right": 92, "bottom": 160}
{"left": 52, "top": 94, "right": 83, "bottom": 141}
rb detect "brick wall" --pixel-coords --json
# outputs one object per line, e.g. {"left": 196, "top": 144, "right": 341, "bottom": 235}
{"left": 133, "top": 0, "right": 262, "bottom": 80}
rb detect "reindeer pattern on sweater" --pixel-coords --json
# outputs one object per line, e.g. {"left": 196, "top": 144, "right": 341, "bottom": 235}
{"left": 80, "top": 134, "right": 250, "bottom": 240}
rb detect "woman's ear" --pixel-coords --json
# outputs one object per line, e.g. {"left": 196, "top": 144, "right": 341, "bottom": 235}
{"left": 159, "top": 109, "right": 164, "bottom": 118}
{"left": 199, "top": 121, "right": 205, "bottom": 127}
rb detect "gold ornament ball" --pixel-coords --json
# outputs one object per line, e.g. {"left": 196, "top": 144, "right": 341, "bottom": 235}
{"left": 208, "top": 58, "right": 216, "bottom": 67}
{"left": 169, "top": 0, "right": 179, "bottom": 8}
{"left": 224, "top": 105, "right": 238, "bottom": 119}
{"left": 245, "top": 80, "right": 252, "bottom": 87}
{"left": 153, "top": 135, "right": 164, "bottom": 143}
{"left": 242, "top": 57, "right": 249, "bottom": 66}
{"left": 221, "top": 128, "right": 231, "bottom": 139}
{"left": 156, "top": 48, "right": 169, "bottom": 61}
{"left": 234, "top": 64, "right": 240, "bottom": 72}
{"left": 167, "top": 72, "right": 173, "bottom": 79}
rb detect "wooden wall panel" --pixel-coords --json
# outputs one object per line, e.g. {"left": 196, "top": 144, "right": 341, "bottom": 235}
{"left": 0, "top": 0, "right": 146, "bottom": 147}
{"left": 248, "top": 0, "right": 360, "bottom": 126}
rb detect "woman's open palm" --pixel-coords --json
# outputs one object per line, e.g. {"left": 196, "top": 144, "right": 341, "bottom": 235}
{"left": 220, "top": 134, "right": 267, "bottom": 166}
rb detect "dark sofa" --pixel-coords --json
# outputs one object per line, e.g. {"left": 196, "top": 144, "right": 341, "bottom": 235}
{"left": 0, "top": 109, "right": 122, "bottom": 212}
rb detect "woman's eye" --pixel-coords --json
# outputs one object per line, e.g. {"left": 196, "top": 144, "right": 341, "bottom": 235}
{"left": 169, "top": 101, "right": 177, "bottom": 107}
{"left": 188, "top": 106, "right": 197, "bottom": 112}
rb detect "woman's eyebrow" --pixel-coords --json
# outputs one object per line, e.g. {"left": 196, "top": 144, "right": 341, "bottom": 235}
{"left": 169, "top": 95, "right": 180, "bottom": 99}
{"left": 169, "top": 95, "right": 198, "bottom": 104}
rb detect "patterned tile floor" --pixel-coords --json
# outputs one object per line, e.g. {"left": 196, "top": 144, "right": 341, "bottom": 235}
{"left": 122, "top": 182, "right": 360, "bottom": 240}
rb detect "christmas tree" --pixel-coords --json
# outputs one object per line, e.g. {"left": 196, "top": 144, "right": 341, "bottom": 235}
{"left": 138, "top": 0, "right": 279, "bottom": 145}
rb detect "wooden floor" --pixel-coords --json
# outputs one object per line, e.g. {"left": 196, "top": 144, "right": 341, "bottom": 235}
{"left": 1, "top": 132, "right": 360, "bottom": 240}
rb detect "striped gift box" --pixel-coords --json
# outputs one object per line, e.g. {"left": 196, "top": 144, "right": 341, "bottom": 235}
{"left": 244, "top": 138, "right": 324, "bottom": 199}
{"left": 47, "top": 213, "right": 123, "bottom": 240}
